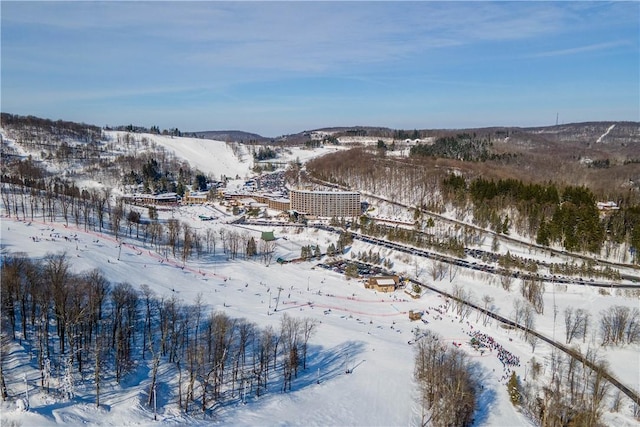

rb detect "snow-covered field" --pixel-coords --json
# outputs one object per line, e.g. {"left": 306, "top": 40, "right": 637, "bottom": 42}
{"left": 1, "top": 130, "right": 639, "bottom": 426}
{"left": 2, "top": 206, "right": 639, "bottom": 426}
{"left": 0, "top": 213, "right": 526, "bottom": 426}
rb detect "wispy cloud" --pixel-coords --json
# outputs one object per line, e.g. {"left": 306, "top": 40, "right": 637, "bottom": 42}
{"left": 2, "top": 1, "right": 638, "bottom": 134}
{"left": 1, "top": 1, "right": 581, "bottom": 74}
{"left": 527, "top": 40, "right": 632, "bottom": 58}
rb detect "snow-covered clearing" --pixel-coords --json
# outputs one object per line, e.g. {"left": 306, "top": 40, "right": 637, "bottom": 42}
{"left": 2, "top": 206, "right": 639, "bottom": 426}
{"left": 596, "top": 124, "right": 616, "bottom": 143}
{"left": 1, "top": 128, "right": 638, "bottom": 426}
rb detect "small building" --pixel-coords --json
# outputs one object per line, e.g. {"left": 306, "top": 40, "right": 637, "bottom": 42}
{"left": 365, "top": 276, "right": 399, "bottom": 293}
{"left": 408, "top": 310, "right": 422, "bottom": 321}
{"left": 183, "top": 190, "right": 209, "bottom": 204}
{"left": 122, "top": 192, "right": 179, "bottom": 206}
{"left": 154, "top": 193, "right": 179, "bottom": 205}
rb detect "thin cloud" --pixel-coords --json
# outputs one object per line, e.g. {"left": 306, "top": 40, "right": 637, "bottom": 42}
{"left": 2, "top": 1, "right": 638, "bottom": 135}
{"left": 2, "top": 2, "right": 578, "bottom": 73}
{"left": 527, "top": 40, "right": 632, "bottom": 58}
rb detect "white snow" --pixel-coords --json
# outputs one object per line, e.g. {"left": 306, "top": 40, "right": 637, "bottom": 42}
{"left": 2, "top": 208, "right": 639, "bottom": 426}
{"left": 596, "top": 124, "right": 616, "bottom": 143}
{"left": 0, "top": 215, "right": 528, "bottom": 427}
{"left": 1, "top": 128, "right": 639, "bottom": 427}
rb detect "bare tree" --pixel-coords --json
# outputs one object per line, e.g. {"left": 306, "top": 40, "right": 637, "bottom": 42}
{"left": 429, "top": 261, "right": 446, "bottom": 281}
{"left": 521, "top": 277, "right": 545, "bottom": 314}
{"left": 300, "top": 318, "right": 319, "bottom": 370}
{"left": 564, "top": 307, "right": 590, "bottom": 344}
{"left": 448, "top": 263, "right": 459, "bottom": 283}
{"left": 182, "top": 223, "right": 193, "bottom": 267}
{"left": 166, "top": 219, "right": 181, "bottom": 258}
{"left": 46, "top": 253, "right": 72, "bottom": 355}
{"left": 259, "top": 239, "right": 276, "bottom": 266}
{"left": 111, "top": 199, "right": 124, "bottom": 240}
{"left": 480, "top": 294, "right": 494, "bottom": 326}
{"left": 280, "top": 314, "right": 301, "bottom": 391}
{"left": 600, "top": 306, "right": 640, "bottom": 346}
{"left": 500, "top": 270, "right": 513, "bottom": 291}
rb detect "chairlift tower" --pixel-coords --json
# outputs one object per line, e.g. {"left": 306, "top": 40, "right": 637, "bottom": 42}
{"left": 274, "top": 287, "right": 283, "bottom": 312}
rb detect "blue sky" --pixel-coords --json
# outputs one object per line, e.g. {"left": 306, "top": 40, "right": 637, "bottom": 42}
{"left": 2, "top": 1, "right": 638, "bottom": 136}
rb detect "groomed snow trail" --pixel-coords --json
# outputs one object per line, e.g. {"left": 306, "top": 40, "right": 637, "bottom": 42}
{"left": 596, "top": 123, "right": 615, "bottom": 143}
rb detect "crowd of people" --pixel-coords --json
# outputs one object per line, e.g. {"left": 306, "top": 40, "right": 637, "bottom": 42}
{"left": 469, "top": 330, "right": 520, "bottom": 367}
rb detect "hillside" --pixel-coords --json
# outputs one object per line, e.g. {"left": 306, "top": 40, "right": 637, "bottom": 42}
{"left": 1, "top": 114, "right": 639, "bottom": 426}
{"left": 192, "top": 130, "right": 271, "bottom": 144}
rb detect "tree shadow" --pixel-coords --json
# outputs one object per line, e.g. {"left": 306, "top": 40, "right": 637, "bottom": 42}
{"left": 292, "top": 340, "right": 367, "bottom": 391}
{"left": 469, "top": 360, "right": 496, "bottom": 426}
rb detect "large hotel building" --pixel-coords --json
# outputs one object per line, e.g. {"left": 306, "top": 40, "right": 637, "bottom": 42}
{"left": 289, "top": 189, "right": 361, "bottom": 218}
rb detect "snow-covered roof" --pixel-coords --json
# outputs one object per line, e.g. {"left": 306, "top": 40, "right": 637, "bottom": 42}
{"left": 373, "top": 278, "right": 396, "bottom": 286}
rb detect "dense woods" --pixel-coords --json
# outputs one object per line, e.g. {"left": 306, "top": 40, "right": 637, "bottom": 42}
{"left": 410, "top": 133, "right": 494, "bottom": 162}
{"left": 1, "top": 113, "right": 103, "bottom": 144}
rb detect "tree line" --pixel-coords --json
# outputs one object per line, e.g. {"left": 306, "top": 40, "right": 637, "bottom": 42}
{"left": 1, "top": 113, "right": 103, "bottom": 144}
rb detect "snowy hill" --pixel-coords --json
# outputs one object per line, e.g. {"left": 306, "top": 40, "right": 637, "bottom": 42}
{"left": 104, "top": 131, "right": 338, "bottom": 181}
{"left": 1, "top": 213, "right": 532, "bottom": 427}
{"left": 106, "top": 131, "right": 254, "bottom": 179}
{"left": 1, "top": 117, "right": 639, "bottom": 427}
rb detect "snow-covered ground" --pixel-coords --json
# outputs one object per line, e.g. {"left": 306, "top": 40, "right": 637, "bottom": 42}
{"left": 2, "top": 205, "right": 639, "bottom": 426}
{"left": 0, "top": 213, "right": 525, "bottom": 426}
{"left": 1, "top": 129, "right": 639, "bottom": 426}
{"left": 103, "top": 131, "right": 342, "bottom": 180}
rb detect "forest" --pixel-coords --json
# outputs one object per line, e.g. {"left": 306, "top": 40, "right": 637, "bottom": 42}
{"left": 306, "top": 147, "right": 640, "bottom": 263}
{"left": 1, "top": 252, "right": 319, "bottom": 415}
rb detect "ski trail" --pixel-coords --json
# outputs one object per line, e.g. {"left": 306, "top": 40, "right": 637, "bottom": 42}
{"left": 596, "top": 123, "right": 615, "bottom": 143}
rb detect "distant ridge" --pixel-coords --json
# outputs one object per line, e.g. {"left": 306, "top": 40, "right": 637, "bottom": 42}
{"left": 193, "top": 130, "right": 271, "bottom": 143}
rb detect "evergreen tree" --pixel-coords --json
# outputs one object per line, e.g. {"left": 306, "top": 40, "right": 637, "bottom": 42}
{"left": 246, "top": 237, "right": 257, "bottom": 258}
{"left": 344, "top": 264, "right": 359, "bottom": 279}
{"left": 327, "top": 243, "right": 336, "bottom": 257}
